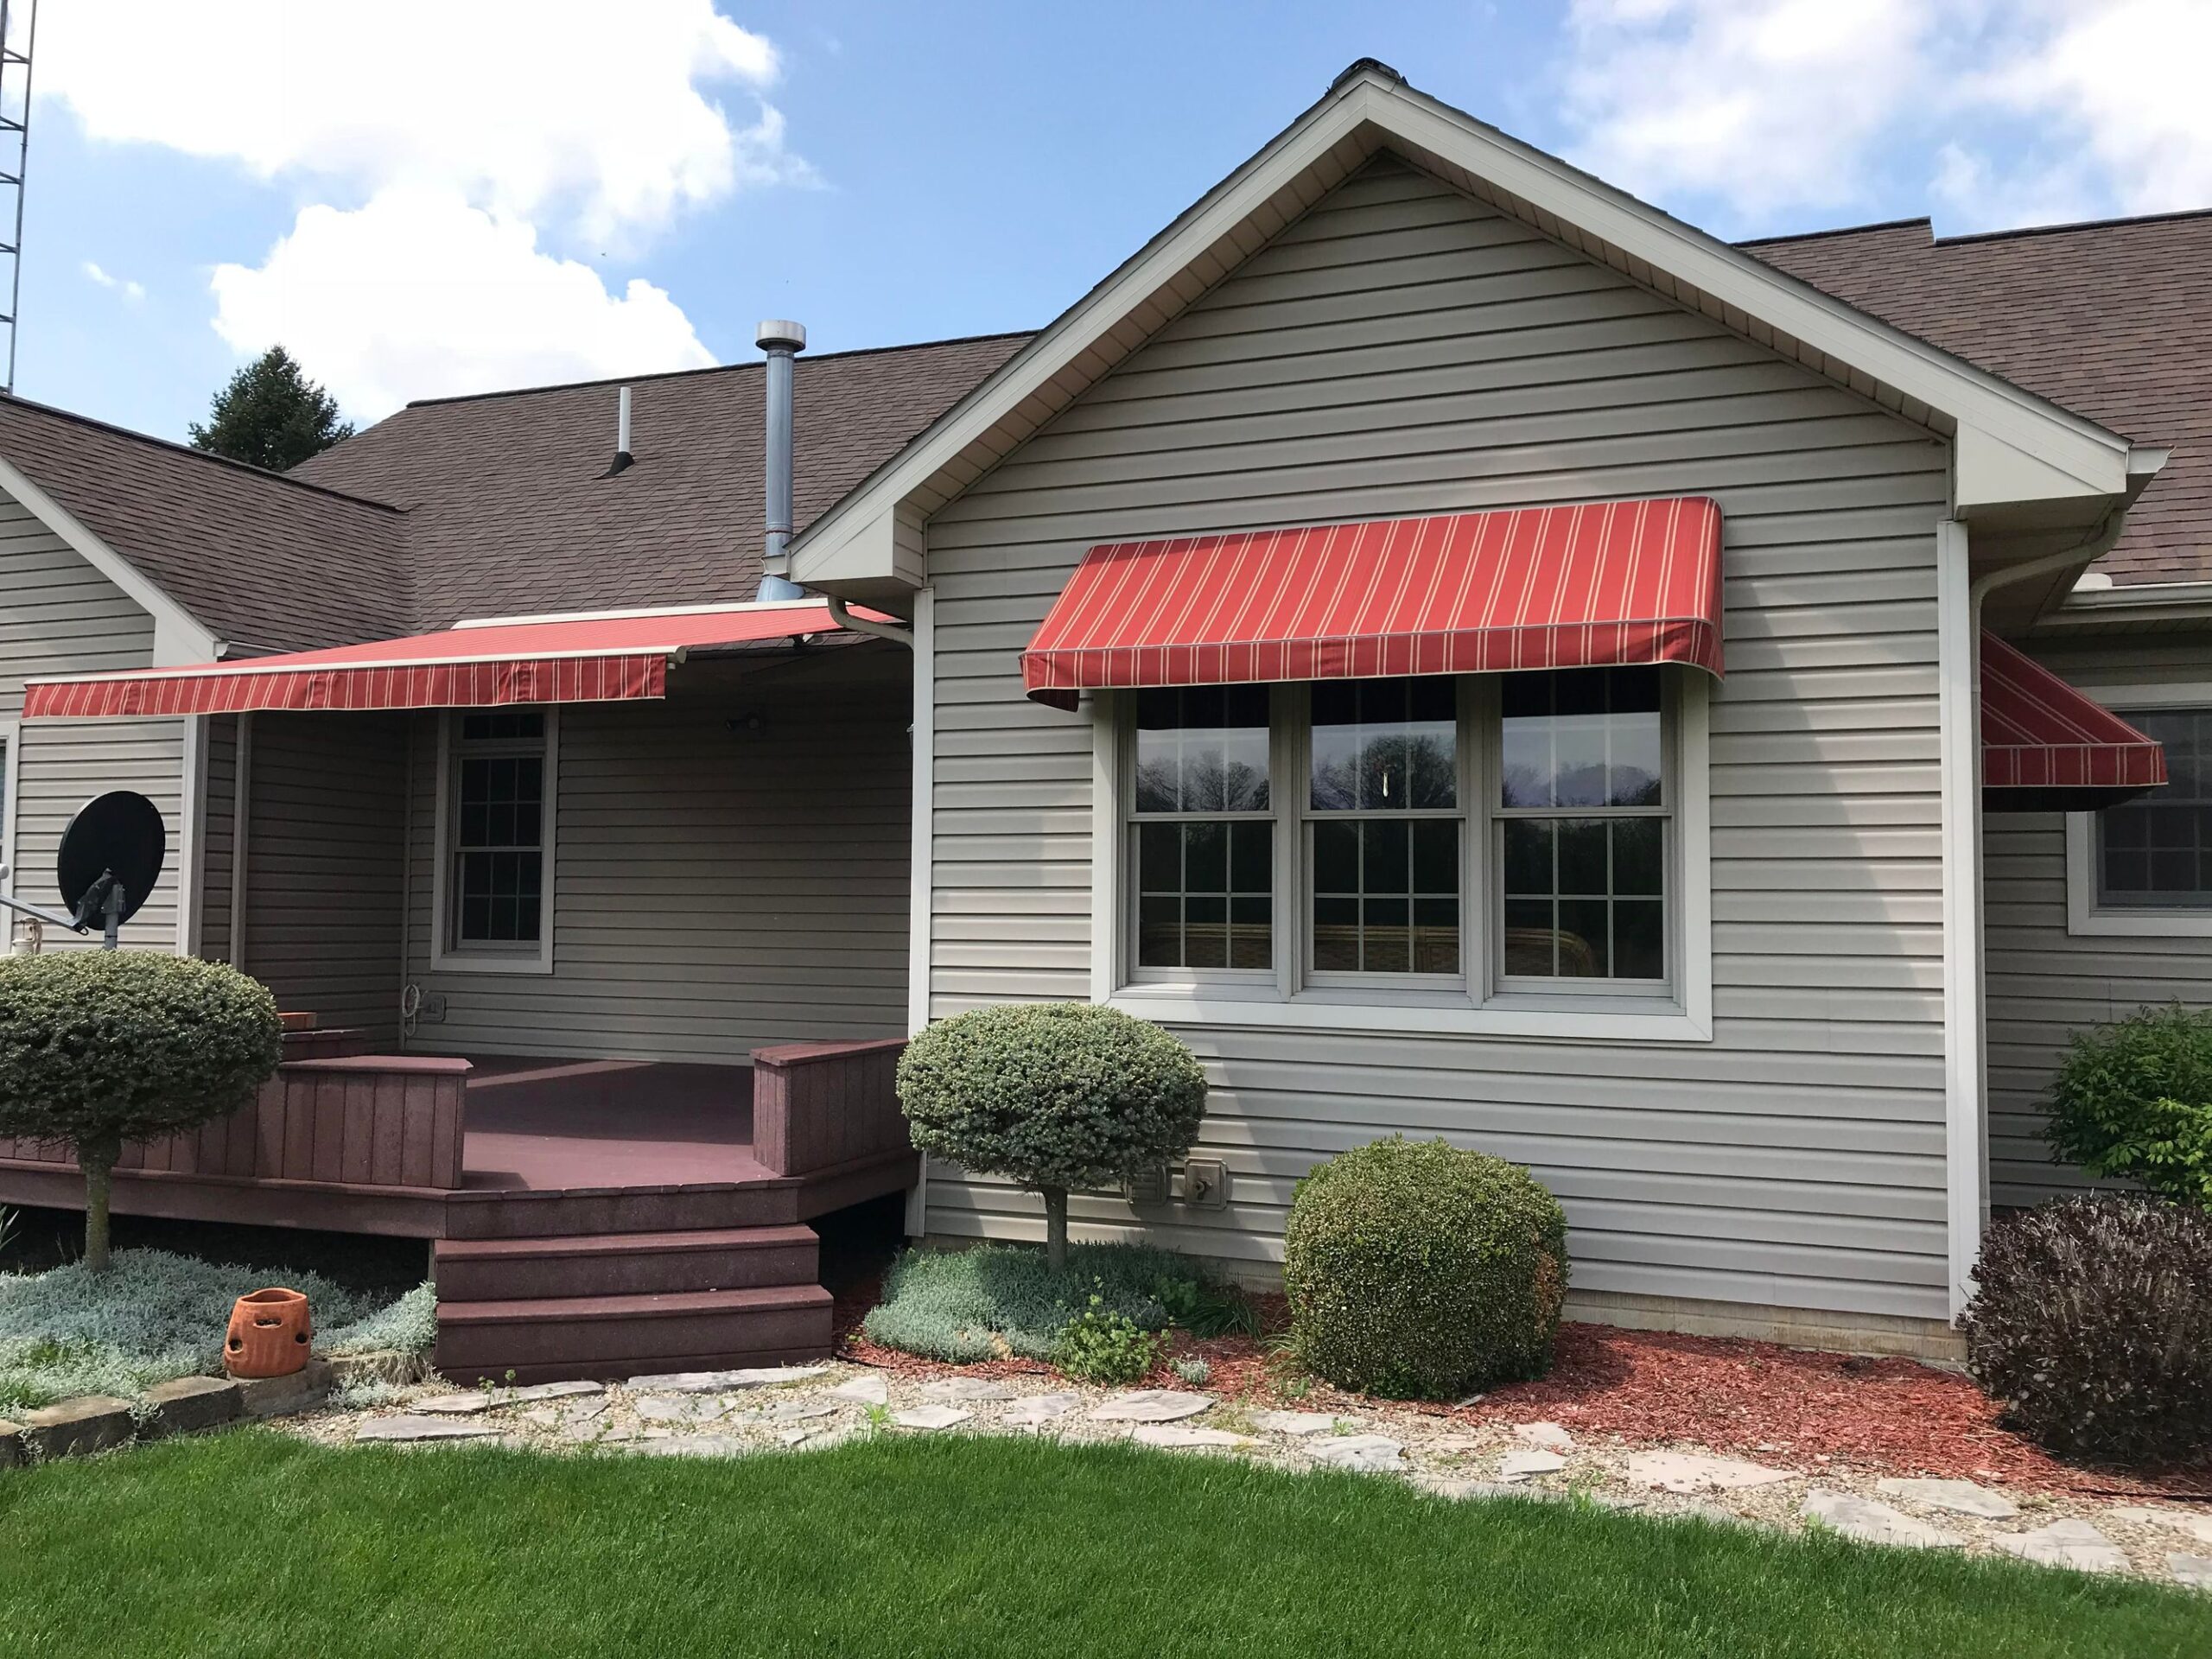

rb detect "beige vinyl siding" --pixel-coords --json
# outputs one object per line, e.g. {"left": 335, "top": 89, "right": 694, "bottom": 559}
{"left": 402, "top": 664, "right": 912, "bottom": 1065}
{"left": 923, "top": 156, "right": 1954, "bottom": 1322}
{"left": 0, "top": 485, "right": 186, "bottom": 951}
{"left": 239, "top": 712, "right": 407, "bottom": 1038}
{"left": 1982, "top": 636, "right": 2212, "bottom": 1205}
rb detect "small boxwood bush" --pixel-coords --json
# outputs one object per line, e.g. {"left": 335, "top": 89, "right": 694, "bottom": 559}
{"left": 2044, "top": 1004, "right": 2212, "bottom": 1207}
{"left": 1961, "top": 1196, "right": 2212, "bottom": 1465}
{"left": 1283, "top": 1135, "right": 1567, "bottom": 1400}
{"left": 0, "top": 953, "right": 284, "bottom": 1270}
{"left": 897, "top": 1004, "right": 1206, "bottom": 1268}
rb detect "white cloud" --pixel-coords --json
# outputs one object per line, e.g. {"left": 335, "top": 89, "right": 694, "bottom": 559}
{"left": 210, "top": 189, "right": 715, "bottom": 417}
{"left": 81, "top": 261, "right": 145, "bottom": 302}
{"left": 38, "top": 0, "right": 806, "bottom": 238}
{"left": 1560, "top": 0, "right": 1947, "bottom": 220}
{"left": 1556, "top": 0, "right": 2212, "bottom": 232}
{"left": 1964, "top": 0, "right": 2212, "bottom": 216}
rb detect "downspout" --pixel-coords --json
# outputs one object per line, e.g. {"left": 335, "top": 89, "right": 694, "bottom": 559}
{"left": 1939, "top": 462, "right": 2158, "bottom": 1314}
{"left": 825, "top": 594, "right": 912, "bottom": 647}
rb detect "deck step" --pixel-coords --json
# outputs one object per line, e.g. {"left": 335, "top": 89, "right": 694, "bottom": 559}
{"left": 442, "top": 1185, "right": 798, "bottom": 1239}
{"left": 434, "top": 1225, "right": 819, "bottom": 1301}
{"left": 434, "top": 1285, "right": 833, "bottom": 1385}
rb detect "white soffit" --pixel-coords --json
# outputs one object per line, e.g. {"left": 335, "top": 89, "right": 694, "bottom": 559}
{"left": 791, "top": 65, "right": 2143, "bottom": 588}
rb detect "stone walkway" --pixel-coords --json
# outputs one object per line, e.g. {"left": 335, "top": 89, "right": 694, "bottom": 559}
{"left": 296, "top": 1363, "right": 2212, "bottom": 1592}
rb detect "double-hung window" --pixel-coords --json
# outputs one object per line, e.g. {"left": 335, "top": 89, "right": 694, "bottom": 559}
{"left": 437, "top": 709, "right": 556, "bottom": 970}
{"left": 2070, "top": 702, "right": 2212, "bottom": 937}
{"left": 1116, "top": 666, "right": 1693, "bottom": 1027}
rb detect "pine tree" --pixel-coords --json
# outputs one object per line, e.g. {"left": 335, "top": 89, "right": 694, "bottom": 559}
{"left": 188, "top": 346, "right": 355, "bottom": 471}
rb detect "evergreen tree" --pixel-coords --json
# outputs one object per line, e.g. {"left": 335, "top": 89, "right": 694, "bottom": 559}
{"left": 188, "top": 346, "right": 355, "bottom": 470}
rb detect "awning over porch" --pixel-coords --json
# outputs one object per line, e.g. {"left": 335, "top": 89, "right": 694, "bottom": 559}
{"left": 22, "top": 600, "right": 872, "bottom": 719}
{"left": 1981, "top": 631, "right": 2166, "bottom": 810}
{"left": 1018, "top": 497, "right": 1726, "bottom": 710}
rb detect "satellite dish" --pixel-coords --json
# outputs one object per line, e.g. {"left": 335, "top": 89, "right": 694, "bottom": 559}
{"left": 58, "top": 791, "right": 165, "bottom": 930}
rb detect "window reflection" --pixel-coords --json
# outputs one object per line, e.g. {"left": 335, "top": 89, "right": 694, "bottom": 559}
{"left": 1310, "top": 677, "right": 1456, "bottom": 810}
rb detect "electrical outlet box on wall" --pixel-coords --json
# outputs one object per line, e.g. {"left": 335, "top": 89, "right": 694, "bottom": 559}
{"left": 1180, "top": 1157, "right": 1230, "bottom": 1210}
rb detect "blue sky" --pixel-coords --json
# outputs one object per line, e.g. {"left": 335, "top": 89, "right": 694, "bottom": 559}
{"left": 15, "top": 2, "right": 2209, "bottom": 445}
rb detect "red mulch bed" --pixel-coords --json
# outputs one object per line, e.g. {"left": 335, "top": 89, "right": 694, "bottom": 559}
{"left": 830, "top": 1278, "right": 2209, "bottom": 1501}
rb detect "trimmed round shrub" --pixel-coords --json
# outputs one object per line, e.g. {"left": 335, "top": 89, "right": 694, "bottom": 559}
{"left": 897, "top": 1004, "right": 1206, "bottom": 1268}
{"left": 1283, "top": 1135, "right": 1567, "bottom": 1400}
{"left": 2044, "top": 1004, "right": 2212, "bottom": 1207}
{"left": 1961, "top": 1196, "right": 2212, "bottom": 1464}
{"left": 0, "top": 952, "right": 283, "bottom": 1269}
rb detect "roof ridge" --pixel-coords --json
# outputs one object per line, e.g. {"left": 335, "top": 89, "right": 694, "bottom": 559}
{"left": 0, "top": 390, "right": 403, "bottom": 512}
{"left": 397, "top": 328, "right": 1042, "bottom": 411}
{"left": 1933, "top": 204, "right": 2212, "bottom": 245}
{"left": 1736, "top": 217, "right": 1931, "bottom": 249}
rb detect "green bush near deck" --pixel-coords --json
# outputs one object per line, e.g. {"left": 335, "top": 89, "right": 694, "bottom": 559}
{"left": 1284, "top": 1135, "right": 1567, "bottom": 1400}
{"left": 896, "top": 1004, "right": 1206, "bottom": 1268}
{"left": 0, "top": 952, "right": 284, "bottom": 1270}
{"left": 861, "top": 1242, "right": 1245, "bottom": 1363}
{"left": 1961, "top": 1197, "right": 2212, "bottom": 1465}
{"left": 2044, "top": 1003, "right": 2212, "bottom": 1207}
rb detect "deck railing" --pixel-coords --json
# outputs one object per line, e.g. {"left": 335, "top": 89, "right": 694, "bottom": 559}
{"left": 0, "top": 1055, "right": 471, "bottom": 1192}
{"left": 751, "top": 1037, "right": 910, "bottom": 1179}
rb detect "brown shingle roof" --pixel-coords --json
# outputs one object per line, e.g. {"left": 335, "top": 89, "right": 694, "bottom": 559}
{"left": 292, "top": 331, "right": 1031, "bottom": 628}
{"left": 0, "top": 395, "right": 409, "bottom": 652}
{"left": 1746, "top": 212, "right": 2212, "bottom": 586}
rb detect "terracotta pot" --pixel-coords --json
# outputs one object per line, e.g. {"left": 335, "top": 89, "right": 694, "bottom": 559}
{"left": 225, "top": 1287, "right": 312, "bottom": 1378}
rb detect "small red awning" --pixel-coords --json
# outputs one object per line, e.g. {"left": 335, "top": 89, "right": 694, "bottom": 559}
{"left": 1020, "top": 497, "right": 1724, "bottom": 709}
{"left": 1982, "top": 631, "right": 2165, "bottom": 810}
{"left": 23, "top": 601, "right": 868, "bottom": 720}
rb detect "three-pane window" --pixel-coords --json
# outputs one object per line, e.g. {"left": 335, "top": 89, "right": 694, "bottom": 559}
{"left": 1122, "top": 670, "right": 1673, "bottom": 995}
{"left": 2098, "top": 708, "right": 2212, "bottom": 907}
{"left": 450, "top": 710, "right": 548, "bottom": 948}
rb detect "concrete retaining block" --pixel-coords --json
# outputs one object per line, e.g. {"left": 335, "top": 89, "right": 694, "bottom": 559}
{"left": 233, "top": 1358, "right": 334, "bottom": 1419}
{"left": 143, "top": 1376, "right": 242, "bottom": 1439}
{"left": 22, "top": 1395, "right": 136, "bottom": 1459}
{"left": 0, "top": 1419, "right": 22, "bottom": 1468}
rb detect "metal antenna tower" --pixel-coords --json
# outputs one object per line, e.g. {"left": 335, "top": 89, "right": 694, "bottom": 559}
{"left": 0, "top": 0, "right": 35, "bottom": 394}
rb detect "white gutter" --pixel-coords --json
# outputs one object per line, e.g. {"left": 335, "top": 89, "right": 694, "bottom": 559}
{"left": 824, "top": 594, "right": 913, "bottom": 648}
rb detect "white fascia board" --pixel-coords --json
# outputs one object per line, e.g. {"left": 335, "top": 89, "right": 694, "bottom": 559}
{"left": 795, "top": 505, "right": 905, "bottom": 590}
{"left": 0, "top": 454, "right": 221, "bottom": 664}
{"left": 791, "top": 68, "right": 2136, "bottom": 590}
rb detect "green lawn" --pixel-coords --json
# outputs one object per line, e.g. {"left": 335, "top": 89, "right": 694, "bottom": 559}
{"left": 2, "top": 1432, "right": 2201, "bottom": 1658}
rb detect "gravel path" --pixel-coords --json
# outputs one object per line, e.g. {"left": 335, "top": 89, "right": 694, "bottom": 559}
{"left": 296, "top": 1361, "right": 2212, "bottom": 1592}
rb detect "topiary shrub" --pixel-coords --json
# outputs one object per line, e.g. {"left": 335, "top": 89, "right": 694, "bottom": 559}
{"left": 1961, "top": 1196, "right": 2212, "bottom": 1465}
{"left": 897, "top": 1004, "right": 1206, "bottom": 1269}
{"left": 1282, "top": 1135, "right": 1567, "bottom": 1400}
{"left": 0, "top": 953, "right": 283, "bottom": 1271}
{"left": 2044, "top": 1003, "right": 2212, "bottom": 1207}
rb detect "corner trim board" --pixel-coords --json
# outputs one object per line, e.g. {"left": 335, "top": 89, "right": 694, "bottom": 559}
{"left": 1936, "top": 518, "right": 1986, "bottom": 1319}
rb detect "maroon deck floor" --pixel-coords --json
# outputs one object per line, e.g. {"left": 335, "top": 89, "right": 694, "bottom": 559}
{"left": 459, "top": 1057, "right": 775, "bottom": 1192}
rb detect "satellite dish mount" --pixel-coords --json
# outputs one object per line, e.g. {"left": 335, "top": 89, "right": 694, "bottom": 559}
{"left": 0, "top": 790, "right": 166, "bottom": 950}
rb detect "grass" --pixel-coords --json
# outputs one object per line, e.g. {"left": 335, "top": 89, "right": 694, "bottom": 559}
{"left": 861, "top": 1241, "right": 1252, "bottom": 1362}
{"left": 1, "top": 1432, "right": 2202, "bottom": 1658}
{"left": 0, "top": 1248, "right": 435, "bottom": 1417}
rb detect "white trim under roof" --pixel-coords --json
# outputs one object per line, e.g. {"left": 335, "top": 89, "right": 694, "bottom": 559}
{"left": 0, "top": 454, "right": 220, "bottom": 664}
{"left": 791, "top": 63, "right": 2148, "bottom": 594}
{"left": 452, "top": 597, "right": 830, "bottom": 629}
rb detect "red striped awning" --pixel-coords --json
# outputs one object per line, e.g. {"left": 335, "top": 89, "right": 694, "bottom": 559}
{"left": 1982, "top": 631, "right": 2165, "bottom": 809}
{"left": 22, "top": 601, "right": 867, "bottom": 720}
{"left": 1020, "top": 498, "right": 1725, "bottom": 709}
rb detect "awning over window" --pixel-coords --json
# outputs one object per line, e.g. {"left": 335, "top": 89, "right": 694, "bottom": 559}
{"left": 22, "top": 600, "right": 866, "bottom": 720}
{"left": 1019, "top": 497, "right": 1725, "bottom": 710}
{"left": 1982, "top": 631, "right": 2166, "bottom": 811}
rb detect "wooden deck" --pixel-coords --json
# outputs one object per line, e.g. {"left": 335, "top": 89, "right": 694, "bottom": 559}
{"left": 0, "top": 1036, "right": 916, "bottom": 1382}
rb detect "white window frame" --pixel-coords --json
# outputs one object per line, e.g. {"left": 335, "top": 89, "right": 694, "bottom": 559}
{"left": 429, "top": 707, "right": 557, "bottom": 975}
{"left": 0, "top": 715, "right": 19, "bottom": 906}
{"left": 1093, "top": 672, "right": 1713, "bottom": 1043}
{"left": 2064, "top": 680, "right": 2212, "bottom": 938}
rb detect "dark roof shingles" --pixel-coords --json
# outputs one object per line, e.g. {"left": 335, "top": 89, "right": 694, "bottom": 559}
{"left": 0, "top": 397, "right": 410, "bottom": 652}
{"left": 1747, "top": 213, "right": 2212, "bottom": 585}
{"left": 293, "top": 333, "right": 1030, "bottom": 629}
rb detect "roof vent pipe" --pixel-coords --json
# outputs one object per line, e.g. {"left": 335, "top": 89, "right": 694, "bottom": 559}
{"left": 756, "top": 320, "right": 806, "bottom": 601}
{"left": 602, "top": 386, "right": 634, "bottom": 477}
